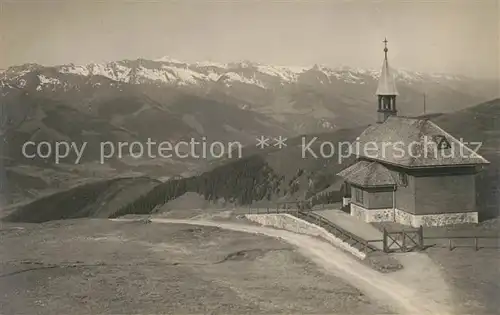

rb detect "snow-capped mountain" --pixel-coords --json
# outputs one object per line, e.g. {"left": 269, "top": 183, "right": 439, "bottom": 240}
{"left": 0, "top": 57, "right": 475, "bottom": 92}
{"left": 0, "top": 56, "right": 497, "bottom": 150}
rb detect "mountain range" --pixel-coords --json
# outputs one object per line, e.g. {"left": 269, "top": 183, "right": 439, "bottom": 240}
{"left": 1, "top": 57, "right": 497, "bottom": 135}
{"left": 0, "top": 57, "right": 498, "bottom": 204}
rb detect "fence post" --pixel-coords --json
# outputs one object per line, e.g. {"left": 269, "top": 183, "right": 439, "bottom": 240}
{"left": 383, "top": 228, "right": 388, "bottom": 253}
{"left": 418, "top": 225, "right": 424, "bottom": 249}
{"left": 402, "top": 230, "right": 406, "bottom": 252}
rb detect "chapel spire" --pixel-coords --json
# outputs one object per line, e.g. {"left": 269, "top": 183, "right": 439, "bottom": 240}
{"left": 383, "top": 37, "right": 388, "bottom": 60}
{"left": 376, "top": 37, "right": 398, "bottom": 123}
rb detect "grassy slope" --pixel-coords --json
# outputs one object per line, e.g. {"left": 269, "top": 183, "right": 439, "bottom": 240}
{"left": 0, "top": 219, "right": 388, "bottom": 314}
{"left": 2, "top": 177, "right": 160, "bottom": 223}
{"left": 7, "top": 99, "right": 500, "bottom": 222}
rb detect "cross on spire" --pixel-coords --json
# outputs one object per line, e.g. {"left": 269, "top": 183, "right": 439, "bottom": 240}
{"left": 383, "top": 37, "right": 388, "bottom": 59}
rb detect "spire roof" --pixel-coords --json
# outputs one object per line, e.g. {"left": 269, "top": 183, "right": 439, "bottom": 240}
{"left": 376, "top": 38, "right": 399, "bottom": 96}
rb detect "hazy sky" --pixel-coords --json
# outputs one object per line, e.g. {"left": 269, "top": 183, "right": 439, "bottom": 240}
{"left": 1, "top": 0, "right": 498, "bottom": 78}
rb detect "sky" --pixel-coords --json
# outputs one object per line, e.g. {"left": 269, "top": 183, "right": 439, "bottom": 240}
{"left": 0, "top": 0, "right": 498, "bottom": 78}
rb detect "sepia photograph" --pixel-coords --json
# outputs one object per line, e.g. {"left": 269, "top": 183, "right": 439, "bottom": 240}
{"left": 0, "top": 0, "right": 499, "bottom": 314}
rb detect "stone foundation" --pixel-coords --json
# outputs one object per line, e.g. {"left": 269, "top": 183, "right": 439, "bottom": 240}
{"left": 394, "top": 209, "right": 478, "bottom": 227}
{"left": 350, "top": 203, "right": 478, "bottom": 227}
{"left": 350, "top": 203, "right": 394, "bottom": 222}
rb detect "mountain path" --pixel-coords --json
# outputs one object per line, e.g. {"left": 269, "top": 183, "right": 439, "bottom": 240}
{"left": 111, "top": 217, "right": 454, "bottom": 315}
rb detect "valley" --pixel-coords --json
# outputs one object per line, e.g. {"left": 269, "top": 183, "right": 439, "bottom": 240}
{"left": 1, "top": 57, "right": 498, "bottom": 315}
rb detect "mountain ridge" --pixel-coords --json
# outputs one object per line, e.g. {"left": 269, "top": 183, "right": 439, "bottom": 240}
{"left": 2, "top": 56, "right": 497, "bottom": 135}
{"left": 1, "top": 56, "right": 497, "bottom": 204}
{"left": 0, "top": 58, "right": 485, "bottom": 89}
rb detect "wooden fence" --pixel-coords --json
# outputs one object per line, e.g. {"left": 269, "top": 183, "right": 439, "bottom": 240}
{"left": 424, "top": 235, "right": 499, "bottom": 251}
{"left": 247, "top": 204, "right": 379, "bottom": 254}
{"left": 248, "top": 202, "right": 498, "bottom": 254}
{"left": 296, "top": 210, "right": 380, "bottom": 254}
{"left": 383, "top": 227, "right": 424, "bottom": 253}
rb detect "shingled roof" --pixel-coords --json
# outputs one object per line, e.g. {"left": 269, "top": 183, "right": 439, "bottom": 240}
{"left": 354, "top": 116, "right": 490, "bottom": 167}
{"left": 337, "top": 160, "right": 396, "bottom": 188}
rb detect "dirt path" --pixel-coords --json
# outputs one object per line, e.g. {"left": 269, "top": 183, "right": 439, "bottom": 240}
{"left": 112, "top": 217, "right": 454, "bottom": 315}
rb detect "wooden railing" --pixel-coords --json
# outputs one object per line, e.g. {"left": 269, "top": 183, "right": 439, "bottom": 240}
{"left": 424, "top": 235, "right": 499, "bottom": 251}
{"left": 295, "top": 210, "right": 380, "bottom": 254}
{"left": 247, "top": 205, "right": 379, "bottom": 254}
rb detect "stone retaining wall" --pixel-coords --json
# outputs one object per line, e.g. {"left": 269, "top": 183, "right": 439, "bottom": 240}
{"left": 244, "top": 213, "right": 367, "bottom": 259}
